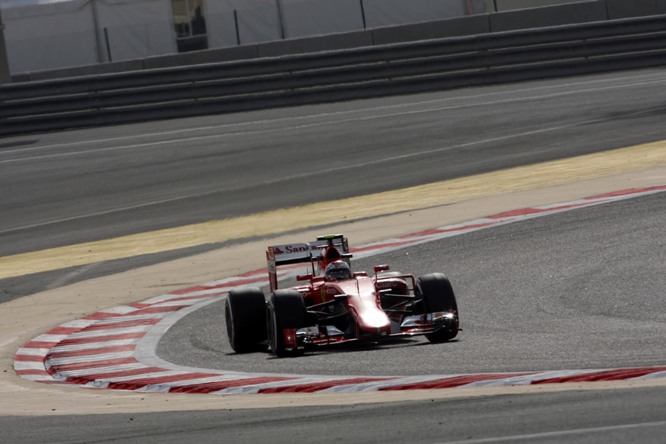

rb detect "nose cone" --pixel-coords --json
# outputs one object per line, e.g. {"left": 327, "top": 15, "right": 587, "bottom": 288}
{"left": 336, "top": 277, "right": 392, "bottom": 337}
{"left": 354, "top": 278, "right": 391, "bottom": 335}
{"left": 356, "top": 308, "right": 392, "bottom": 336}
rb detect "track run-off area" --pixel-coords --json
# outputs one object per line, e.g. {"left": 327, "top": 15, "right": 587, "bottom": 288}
{"left": 1, "top": 68, "right": 666, "bottom": 443}
{"left": 13, "top": 184, "right": 666, "bottom": 395}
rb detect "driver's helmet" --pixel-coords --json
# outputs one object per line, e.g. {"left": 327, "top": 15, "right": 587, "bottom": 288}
{"left": 325, "top": 261, "right": 352, "bottom": 281}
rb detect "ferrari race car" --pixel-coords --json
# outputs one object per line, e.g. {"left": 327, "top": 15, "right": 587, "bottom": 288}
{"left": 225, "top": 234, "right": 460, "bottom": 357}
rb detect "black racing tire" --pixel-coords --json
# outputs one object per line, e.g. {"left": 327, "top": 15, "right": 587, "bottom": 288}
{"left": 416, "top": 273, "right": 460, "bottom": 343}
{"left": 266, "top": 290, "right": 307, "bottom": 357}
{"left": 225, "top": 287, "right": 267, "bottom": 353}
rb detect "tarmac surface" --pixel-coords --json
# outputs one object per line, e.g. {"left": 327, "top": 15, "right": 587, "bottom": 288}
{"left": 1, "top": 68, "right": 666, "bottom": 442}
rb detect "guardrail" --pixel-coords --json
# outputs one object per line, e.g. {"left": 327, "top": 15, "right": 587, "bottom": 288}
{"left": 2, "top": 14, "right": 666, "bottom": 136}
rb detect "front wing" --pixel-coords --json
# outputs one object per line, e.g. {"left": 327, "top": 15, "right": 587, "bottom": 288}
{"left": 281, "top": 311, "right": 457, "bottom": 350}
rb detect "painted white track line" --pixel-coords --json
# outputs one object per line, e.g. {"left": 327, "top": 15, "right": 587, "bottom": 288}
{"left": 13, "top": 185, "right": 666, "bottom": 394}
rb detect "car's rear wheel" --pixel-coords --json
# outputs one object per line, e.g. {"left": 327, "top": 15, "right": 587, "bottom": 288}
{"left": 267, "top": 290, "right": 307, "bottom": 357}
{"left": 225, "top": 287, "right": 267, "bottom": 353}
{"left": 416, "top": 273, "right": 460, "bottom": 343}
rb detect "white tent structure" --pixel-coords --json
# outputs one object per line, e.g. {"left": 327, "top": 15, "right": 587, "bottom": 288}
{"left": 2, "top": 0, "right": 98, "bottom": 73}
{"left": 204, "top": 0, "right": 485, "bottom": 47}
{"left": 95, "top": 0, "right": 175, "bottom": 62}
{"left": 1, "top": 0, "right": 175, "bottom": 73}
{"left": 1, "top": 0, "right": 487, "bottom": 75}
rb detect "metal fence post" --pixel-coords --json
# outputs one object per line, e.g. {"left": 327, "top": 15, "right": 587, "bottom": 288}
{"left": 91, "top": 0, "right": 105, "bottom": 63}
{"left": 104, "top": 27, "right": 112, "bottom": 62}
{"left": 276, "top": 0, "right": 286, "bottom": 39}
{"left": 360, "top": 0, "right": 367, "bottom": 29}
{"left": 0, "top": 6, "right": 12, "bottom": 83}
{"left": 233, "top": 10, "right": 241, "bottom": 45}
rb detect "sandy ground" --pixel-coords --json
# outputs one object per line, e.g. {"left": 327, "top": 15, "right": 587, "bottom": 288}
{"left": 1, "top": 161, "right": 666, "bottom": 415}
{"left": 3, "top": 141, "right": 666, "bottom": 281}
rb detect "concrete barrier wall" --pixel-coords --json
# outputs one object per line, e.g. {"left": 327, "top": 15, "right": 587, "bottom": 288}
{"left": 257, "top": 30, "right": 374, "bottom": 58}
{"left": 14, "top": 1, "right": 666, "bottom": 82}
{"left": 495, "top": 0, "right": 588, "bottom": 11}
{"left": 5, "top": 13, "right": 666, "bottom": 136}
{"left": 606, "top": 0, "right": 666, "bottom": 19}
{"left": 490, "top": 1, "right": 608, "bottom": 32}
{"left": 143, "top": 46, "right": 260, "bottom": 70}
{"left": 371, "top": 15, "right": 491, "bottom": 45}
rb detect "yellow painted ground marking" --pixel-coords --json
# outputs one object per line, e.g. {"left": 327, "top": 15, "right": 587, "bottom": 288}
{"left": 1, "top": 141, "right": 665, "bottom": 280}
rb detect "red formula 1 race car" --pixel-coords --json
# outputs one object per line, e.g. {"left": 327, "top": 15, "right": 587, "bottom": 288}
{"left": 225, "top": 234, "right": 460, "bottom": 356}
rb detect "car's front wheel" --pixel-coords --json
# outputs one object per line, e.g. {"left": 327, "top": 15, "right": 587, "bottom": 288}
{"left": 267, "top": 290, "right": 307, "bottom": 357}
{"left": 416, "top": 273, "right": 460, "bottom": 343}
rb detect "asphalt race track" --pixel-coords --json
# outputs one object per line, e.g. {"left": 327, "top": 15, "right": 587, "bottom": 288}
{"left": 2, "top": 69, "right": 666, "bottom": 260}
{"left": 2, "top": 67, "right": 666, "bottom": 443}
{"left": 158, "top": 192, "right": 666, "bottom": 377}
{"left": 2, "top": 388, "right": 666, "bottom": 444}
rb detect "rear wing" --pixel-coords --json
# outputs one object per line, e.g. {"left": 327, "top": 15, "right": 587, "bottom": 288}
{"left": 266, "top": 234, "right": 349, "bottom": 291}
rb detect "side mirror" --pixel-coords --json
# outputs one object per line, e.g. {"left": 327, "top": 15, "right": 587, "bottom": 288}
{"left": 296, "top": 274, "right": 313, "bottom": 282}
{"left": 374, "top": 265, "right": 390, "bottom": 273}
